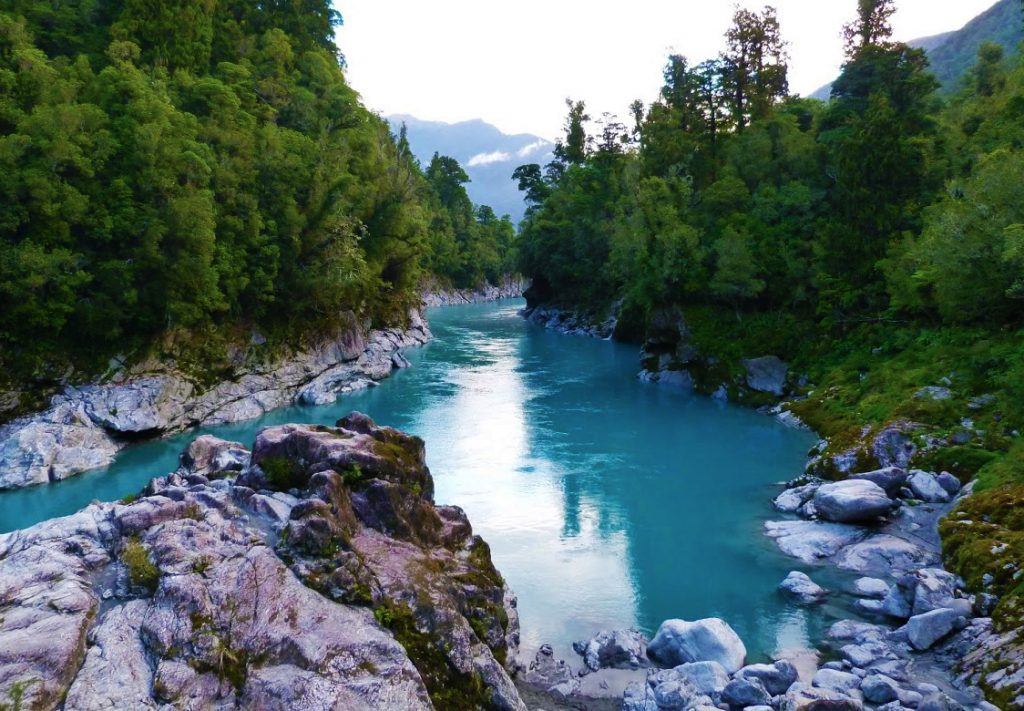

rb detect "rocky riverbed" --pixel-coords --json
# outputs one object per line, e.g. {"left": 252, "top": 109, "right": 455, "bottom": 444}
{"left": 0, "top": 414, "right": 525, "bottom": 710}
{"left": 421, "top": 277, "right": 527, "bottom": 308}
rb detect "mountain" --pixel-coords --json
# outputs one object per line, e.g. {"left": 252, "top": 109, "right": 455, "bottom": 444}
{"left": 809, "top": 0, "right": 1023, "bottom": 100}
{"left": 388, "top": 115, "right": 554, "bottom": 224}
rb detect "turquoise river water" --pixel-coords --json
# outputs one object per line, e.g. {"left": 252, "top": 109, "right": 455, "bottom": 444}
{"left": 0, "top": 299, "right": 853, "bottom": 662}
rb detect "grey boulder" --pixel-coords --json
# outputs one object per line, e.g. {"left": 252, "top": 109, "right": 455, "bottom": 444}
{"left": 573, "top": 628, "right": 648, "bottom": 672}
{"left": 812, "top": 479, "right": 894, "bottom": 523}
{"left": 779, "top": 571, "right": 828, "bottom": 605}
{"left": 904, "top": 608, "right": 966, "bottom": 651}
{"left": 647, "top": 618, "right": 747, "bottom": 674}
{"left": 851, "top": 467, "right": 908, "bottom": 497}
{"left": 907, "top": 471, "right": 951, "bottom": 503}
{"left": 722, "top": 677, "right": 771, "bottom": 707}
{"left": 735, "top": 659, "right": 799, "bottom": 696}
{"left": 742, "top": 356, "right": 789, "bottom": 396}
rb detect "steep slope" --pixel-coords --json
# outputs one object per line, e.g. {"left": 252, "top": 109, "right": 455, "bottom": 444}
{"left": 389, "top": 115, "right": 554, "bottom": 224}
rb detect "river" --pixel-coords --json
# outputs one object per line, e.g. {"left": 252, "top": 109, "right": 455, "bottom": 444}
{"left": 0, "top": 299, "right": 847, "bottom": 663}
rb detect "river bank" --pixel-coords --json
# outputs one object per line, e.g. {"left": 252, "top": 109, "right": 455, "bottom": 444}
{"left": 519, "top": 300, "right": 1016, "bottom": 710}
{"left": 0, "top": 282, "right": 528, "bottom": 493}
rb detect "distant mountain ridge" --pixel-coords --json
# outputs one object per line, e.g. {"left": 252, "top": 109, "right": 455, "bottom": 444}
{"left": 388, "top": 115, "right": 554, "bottom": 224}
{"left": 810, "top": 0, "right": 1023, "bottom": 100}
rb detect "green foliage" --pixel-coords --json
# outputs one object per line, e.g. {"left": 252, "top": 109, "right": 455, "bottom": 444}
{"left": 0, "top": 5, "right": 515, "bottom": 386}
{"left": 121, "top": 538, "right": 159, "bottom": 593}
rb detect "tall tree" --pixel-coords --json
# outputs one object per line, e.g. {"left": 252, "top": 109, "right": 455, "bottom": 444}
{"left": 843, "top": 0, "right": 896, "bottom": 57}
{"left": 553, "top": 99, "right": 590, "bottom": 166}
{"left": 721, "top": 6, "right": 789, "bottom": 131}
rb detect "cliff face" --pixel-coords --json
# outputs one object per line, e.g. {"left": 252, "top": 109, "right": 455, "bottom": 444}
{"left": 0, "top": 414, "right": 525, "bottom": 711}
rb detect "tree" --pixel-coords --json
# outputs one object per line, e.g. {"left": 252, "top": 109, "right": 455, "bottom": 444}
{"left": 843, "top": 0, "right": 897, "bottom": 57}
{"left": 721, "top": 5, "right": 789, "bottom": 131}
{"left": 553, "top": 98, "right": 590, "bottom": 166}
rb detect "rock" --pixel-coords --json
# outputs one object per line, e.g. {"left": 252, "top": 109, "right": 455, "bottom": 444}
{"left": 179, "top": 435, "right": 249, "bottom": 478}
{"left": 834, "top": 534, "right": 939, "bottom": 576}
{"left": 861, "top": 674, "right": 901, "bottom": 704}
{"left": 622, "top": 680, "right": 659, "bottom": 711}
{"left": 853, "top": 577, "right": 890, "bottom": 599}
{"left": 521, "top": 645, "right": 578, "bottom": 698}
{"left": 0, "top": 418, "right": 526, "bottom": 711}
{"left": 647, "top": 618, "right": 747, "bottom": 674}
{"left": 573, "top": 629, "right": 648, "bottom": 672}
{"left": 764, "top": 520, "right": 868, "bottom": 564}
{"left": 78, "top": 375, "right": 193, "bottom": 434}
{"left": 812, "top": 668, "right": 862, "bottom": 695}
{"left": 742, "top": 356, "right": 789, "bottom": 396}
{"left": 935, "top": 472, "right": 961, "bottom": 497}
{"left": 812, "top": 479, "right": 895, "bottom": 523}
{"left": 907, "top": 471, "right": 951, "bottom": 503}
{"left": 872, "top": 423, "right": 920, "bottom": 469}
{"left": 967, "top": 394, "right": 995, "bottom": 411}
{"left": 735, "top": 659, "right": 799, "bottom": 696}
{"left": 974, "top": 592, "right": 999, "bottom": 617}
{"left": 779, "top": 571, "right": 828, "bottom": 604}
{"left": 722, "top": 677, "right": 771, "bottom": 707}
{"left": 909, "top": 568, "right": 959, "bottom": 616}
{"left": 0, "top": 404, "right": 119, "bottom": 489}
{"left": 915, "top": 386, "right": 952, "bottom": 401}
{"left": 775, "top": 483, "right": 821, "bottom": 514}
{"left": 904, "top": 608, "right": 965, "bottom": 651}
{"left": 851, "top": 467, "right": 909, "bottom": 497}
{"left": 783, "top": 683, "right": 864, "bottom": 710}
{"left": 673, "top": 661, "right": 730, "bottom": 698}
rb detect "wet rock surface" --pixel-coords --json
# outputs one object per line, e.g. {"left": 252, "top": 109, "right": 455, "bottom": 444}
{"left": 0, "top": 416, "right": 525, "bottom": 710}
{"left": 0, "top": 312, "right": 433, "bottom": 490}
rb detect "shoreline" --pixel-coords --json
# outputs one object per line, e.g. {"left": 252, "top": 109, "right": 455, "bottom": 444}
{"left": 518, "top": 302, "right": 1004, "bottom": 710}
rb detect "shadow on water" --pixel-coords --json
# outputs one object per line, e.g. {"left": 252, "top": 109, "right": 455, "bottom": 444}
{"left": 0, "top": 299, "right": 847, "bottom": 662}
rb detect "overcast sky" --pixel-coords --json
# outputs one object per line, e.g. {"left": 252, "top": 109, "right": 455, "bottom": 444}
{"left": 337, "top": 1, "right": 997, "bottom": 140}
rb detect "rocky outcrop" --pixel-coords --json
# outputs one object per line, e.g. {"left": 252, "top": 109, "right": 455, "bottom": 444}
{"left": 0, "top": 415, "right": 526, "bottom": 710}
{"left": 0, "top": 312, "right": 432, "bottom": 490}
{"left": 646, "top": 618, "right": 747, "bottom": 674}
{"left": 421, "top": 276, "right": 527, "bottom": 307}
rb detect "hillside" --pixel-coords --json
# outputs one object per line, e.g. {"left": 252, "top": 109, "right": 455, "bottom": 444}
{"left": 388, "top": 115, "right": 554, "bottom": 224}
{"left": 809, "top": 0, "right": 1023, "bottom": 99}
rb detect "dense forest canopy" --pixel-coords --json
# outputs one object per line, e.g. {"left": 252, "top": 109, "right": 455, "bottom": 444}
{"left": 0, "top": 0, "right": 515, "bottom": 381}
{"left": 515, "top": 0, "right": 1024, "bottom": 332}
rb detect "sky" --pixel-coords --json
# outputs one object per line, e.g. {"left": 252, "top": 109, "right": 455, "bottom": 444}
{"left": 337, "top": 1, "right": 999, "bottom": 140}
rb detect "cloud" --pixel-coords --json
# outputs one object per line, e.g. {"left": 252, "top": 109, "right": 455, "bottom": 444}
{"left": 517, "top": 139, "right": 551, "bottom": 158}
{"left": 467, "top": 150, "right": 512, "bottom": 167}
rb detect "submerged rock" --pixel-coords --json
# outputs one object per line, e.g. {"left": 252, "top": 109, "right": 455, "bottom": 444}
{"left": 647, "top": 618, "right": 746, "bottom": 674}
{"left": 0, "top": 415, "right": 525, "bottom": 711}
{"left": 779, "top": 571, "right": 828, "bottom": 604}
{"left": 764, "top": 520, "right": 868, "bottom": 564}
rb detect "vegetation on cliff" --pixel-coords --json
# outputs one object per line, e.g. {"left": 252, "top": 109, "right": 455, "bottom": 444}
{"left": 0, "top": 0, "right": 516, "bottom": 388}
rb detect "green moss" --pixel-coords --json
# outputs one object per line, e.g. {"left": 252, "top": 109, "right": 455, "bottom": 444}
{"left": 0, "top": 679, "right": 36, "bottom": 711}
{"left": 915, "top": 445, "right": 999, "bottom": 484}
{"left": 260, "top": 456, "right": 307, "bottom": 491}
{"left": 192, "top": 555, "right": 213, "bottom": 575}
{"left": 976, "top": 439, "right": 1024, "bottom": 491}
{"left": 120, "top": 493, "right": 140, "bottom": 505}
{"left": 121, "top": 538, "right": 160, "bottom": 593}
{"left": 341, "top": 464, "right": 366, "bottom": 486}
{"left": 371, "top": 600, "right": 492, "bottom": 710}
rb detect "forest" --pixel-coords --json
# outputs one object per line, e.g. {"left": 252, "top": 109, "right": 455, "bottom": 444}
{"left": 0, "top": 0, "right": 514, "bottom": 381}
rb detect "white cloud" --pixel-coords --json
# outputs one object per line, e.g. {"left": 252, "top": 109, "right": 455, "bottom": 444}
{"left": 467, "top": 150, "right": 513, "bottom": 167}
{"left": 517, "top": 140, "right": 551, "bottom": 158}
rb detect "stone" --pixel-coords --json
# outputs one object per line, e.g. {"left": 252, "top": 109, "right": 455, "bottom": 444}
{"left": 834, "top": 534, "right": 939, "bottom": 576}
{"left": 853, "top": 577, "right": 890, "bottom": 599}
{"left": 764, "top": 520, "right": 868, "bottom": 564}
{"left": 915, "top": 386, "right": 952, "bottom": 401}
{"left": 910, "top": 568, "right": 959, "bottom": 616}
{"left": 904, "top": 609, "right": 965, "bottom": 651}
{"left": 647, "top": 618, "right": 747, "bottom": 674}
{"left": 783, "top": 683, "right": 864, "bottom": 711}
{"left": 742, "top": 356, "right": 789, "bottom": 396}
{"left": 812, "top": 668, "right": 862, "bottom": 695}
{"left": 735, "top": 659, "right": 799, "bottom": 696}
{"left": 179, "top": 435, "right": 249, "bottom": 478}
{"left": 774, "top": 483, "right": 821, "bottom": 514}
{"left": 872, "top": 423, "right": 919, "bottom": 469}
{"left": 622, "top": 680, "right": 659, "bottom": 711}
{"left": 779, "top": 571, "right": 828, "bottom": 604}
{"left": 907, "top": 471, "right": 951, "bottom": 504}
{"left": 673, "top": 661, "right": 730, "bottom": 698}
{"left": 851, "top": 467, "right": 909, "bottom": 497}
{"left": 861, "top": 674, "right": 900, "bottom": 704}
{"left": 573, "top": 628, "right": 648, "bottom": 672}
{"left": 521, "top": 645, "right": 578, "bottom": 698}
{"left": 935, "top": 472, "right": 961, "bottom": 497}
{"left": 722, "top": 677, "right": 771, "bottom": 707}
{"left": 812, "top": 479, "right": 895, "bottom": 523}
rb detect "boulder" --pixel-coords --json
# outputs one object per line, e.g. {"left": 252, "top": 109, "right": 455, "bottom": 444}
{"left": 779, "top": 571, "right": 828, "bottom": 605}
{"left": 812, "top": 480, "right": 894, "bottom": 523}
{"left": 647, "top": 618, "right": 747, "bottom": 674}
{"left": 904, "top": 608, "right": 965, "bottom": 651}
{"left": 774, "top": 483, "right": 820, "bottom": 514}
{"left": 179, "top": 435, "right": 249, "bottom": 478}
{"left": 852, "top": 577, "right": 890, "bottom": 599}
{"left": 764, "top": 521, "right": 868, "bottom": 564}
{"left": 907, "top": 471, "right": 951, "bottom": 503}
{"left": 735, "top": 659, "right": 799, "bottom": 696}
{"left": 521, "top": 645, "right": 578, "bottom": 699}
{"left": 742, "top": 356, "right": 789, "bottom": 396}
{"left": 872, "top": 423, "right": 919, "bottom": 469}
{"left": 834, "top": 535, "right": 939, "bottom": 576}
{"left": 622, "top": 681, "right": 659, "bottom": 711}
{"left": 935, "top": 472, "right": 962, "bottom": 497}
{"left": 673, "top": 661, "right": 730, "bottom": 698}
{"left": 851, "top": 467, "right": 908, "bottom": 497}
{"left": 783, "top": 683, "right": 864, "bottom": 711}
{"left": 861, "top": 674, "right": 901, "bottom": 704}
{"left": 910, "top": 568, "right": 959, "bottom": 616}
{"left": 722, "top": 677, "right": 771, "bottom": 707}
{"left": 78, "top": 375, "right": 193, "bottom": 434}
{"left": 812, "top": 668, "right": 862, "bottom": 695}
{"left": 573, "top": 629, "right": 648, "bottom": 672}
